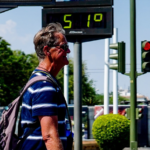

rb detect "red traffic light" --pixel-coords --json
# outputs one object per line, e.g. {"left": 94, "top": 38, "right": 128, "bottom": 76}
{"left": 138, "top": 108, "right": 143, "bottom": 113}
{"left": 144, "top": 42, "right": 150, "bottom": 50}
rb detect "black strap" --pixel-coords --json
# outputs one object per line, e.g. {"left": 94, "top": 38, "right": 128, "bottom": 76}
{"left": 22, "top": 127, "right": 35, "bottom": 140}
{"left": 16, "top": 127, "right": 36, "bottom": 150}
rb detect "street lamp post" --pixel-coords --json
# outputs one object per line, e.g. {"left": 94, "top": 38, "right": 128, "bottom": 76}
{"left": 130, "top": 0, "right": 138, "bottom": 149}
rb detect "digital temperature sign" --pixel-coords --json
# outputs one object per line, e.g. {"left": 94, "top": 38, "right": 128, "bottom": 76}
{"left": 47, "top": 13, "right": 106, "bottom": 29}
{"left": 42, "top": 7, "right": 113, "bottom": 42}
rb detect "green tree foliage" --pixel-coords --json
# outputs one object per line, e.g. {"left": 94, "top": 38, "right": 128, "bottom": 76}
{"left": 81, "top": 62, "right": 96, "bottom": 103}
{"left": 92, "top": 94, "right": 104, "bottom": 105}
{"left": 0, "top": 37, "right": 38, "bottom": 106}
{"left": 109, "top": 93, "right": 129, "bottom": 105}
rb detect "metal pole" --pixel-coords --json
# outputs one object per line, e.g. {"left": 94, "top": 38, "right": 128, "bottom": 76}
{"left": 104, "top": 38, "right": 110, "bottom": 114}
{"left": 74, "top": 41, "right": 82, "bottom": 150}
{"left": 130, "top": 0, "right": 137, "bottom": 149}
{"left": 64, "top": 58, "right": 69, "bottom": 104}
{"left": 113, "top": 28, "right": 118, "bottom": 114}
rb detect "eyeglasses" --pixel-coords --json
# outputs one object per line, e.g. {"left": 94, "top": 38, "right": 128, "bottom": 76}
{"left": 52, "top": 44, "right": 69, "bottom": 51}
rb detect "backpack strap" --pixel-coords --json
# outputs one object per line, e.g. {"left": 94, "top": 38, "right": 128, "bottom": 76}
{"left": 19, "top": 76, "right": 48, "bottom": 97}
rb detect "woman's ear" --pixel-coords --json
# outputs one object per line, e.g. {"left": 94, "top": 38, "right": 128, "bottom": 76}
{"left": 43, "top": 46, "right": 50, "bottom": 56}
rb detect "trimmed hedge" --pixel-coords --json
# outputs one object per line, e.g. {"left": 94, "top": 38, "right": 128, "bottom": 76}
{"left": 92, "top": 114, "right": 130, "bottom": 150}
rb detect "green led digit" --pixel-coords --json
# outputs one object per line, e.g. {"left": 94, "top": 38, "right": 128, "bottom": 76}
{"left": 64, "top": 14, "right": 72, "bottom": 29}
{"left": 94, "top": 13, "right": 103, "bottom": 22}
{"left": 87, "top": 14, "right": 91, "bottom": 28}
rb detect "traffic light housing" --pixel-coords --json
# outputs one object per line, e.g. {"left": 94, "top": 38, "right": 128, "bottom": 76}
{"left": 109, "top": 41, "right": 126, "bottom": 74}
{"left": 141, "top": 40, "right": 150, "bottom": 73}
{"left": 124, "top": 107, "right": 143, "bottom": 120}
{"left": 124, "top": 108, "right": 130, "bottom": 119}
{"left": 136, "top": 108, "right": 143, "bottom": 119}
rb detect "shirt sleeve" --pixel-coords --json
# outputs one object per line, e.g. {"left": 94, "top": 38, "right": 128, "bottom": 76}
{"left": 31, "top": 81, "right": 58, "bottom": 117}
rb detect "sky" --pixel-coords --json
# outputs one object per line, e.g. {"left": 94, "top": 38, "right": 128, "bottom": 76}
{"left": 0, "top": 0, "right": 150, "bottom": 98}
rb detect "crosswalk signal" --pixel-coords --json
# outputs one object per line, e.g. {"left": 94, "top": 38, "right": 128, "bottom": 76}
{"left": 109, "top": 41, "right": 126, "bottom": 74}
{"left": 141, "top": 40, "right": 150, "bottom": 73}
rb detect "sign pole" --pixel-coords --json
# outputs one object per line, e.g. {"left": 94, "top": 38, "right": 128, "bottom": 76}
{"left": 104, "top": 38, "right": 110, "bottom": 114}
{"left": 64, "top": 58, "right": 69, "bottom": 104}
{"left": 130, "top": 0, "right": 137, "bottom": 149}
{"left": 74, "top": 41, "right": 82, "bottom": 150}
{"left": 113, "top": 28, "right": 118, "bottom": 114}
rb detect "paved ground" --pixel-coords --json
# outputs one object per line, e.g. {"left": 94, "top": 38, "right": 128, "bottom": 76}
{"left": 123, "top": 148, "right": 150, "bottom": 150}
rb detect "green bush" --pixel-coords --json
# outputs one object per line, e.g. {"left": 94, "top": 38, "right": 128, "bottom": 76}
{"left": 92, "top": 114, "right": 130, "bottom": 150}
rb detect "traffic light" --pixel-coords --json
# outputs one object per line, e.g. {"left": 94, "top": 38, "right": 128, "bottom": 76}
{"left": 124, "top": 108, "right": 130, "bottom": 119}
{"left": 141, "top": 40, "right": 150, "bottom": 73}
{"left": 136, "top": 108, "right": 143, "bottom": 119}
{"left": 109, "top": 41, "right": 126, "bottom": 74}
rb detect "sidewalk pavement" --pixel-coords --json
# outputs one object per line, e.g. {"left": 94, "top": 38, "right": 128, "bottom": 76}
{"left": 123, "top": 148, "right": 150, "bottom": 150}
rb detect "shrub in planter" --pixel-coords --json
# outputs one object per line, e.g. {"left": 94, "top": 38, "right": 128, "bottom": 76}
{"left": 92, "top": 114, "right": 130, "bottom": 150}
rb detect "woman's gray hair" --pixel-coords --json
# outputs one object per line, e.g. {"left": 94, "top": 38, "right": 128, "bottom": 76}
{"left": 33, "top": 22, "right": 65, "bottom": 60}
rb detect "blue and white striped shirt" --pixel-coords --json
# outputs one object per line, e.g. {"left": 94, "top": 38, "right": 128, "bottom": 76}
{"left": 20, "top": 69, "right": 67, "bottom": 150}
